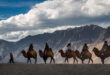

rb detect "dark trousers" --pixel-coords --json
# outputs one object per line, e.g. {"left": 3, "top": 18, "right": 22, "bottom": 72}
{"left": 9, "top": 59, "right": 14, "bottom": 64}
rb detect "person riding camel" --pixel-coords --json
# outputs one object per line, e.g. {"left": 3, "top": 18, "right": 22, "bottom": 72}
{"left": 66, "top": 43, "right": 72, "bottom": 56}
{"left": 44, "top": 42, "right": 50, "bottom": 55}
{"left": 81, "top": 43, "right": 88, "bottom": 55}
{"left": 29, "top": 43, "right": 34, "bottom": 51}
{"left": 101, "top": 41, "right": 109, "bottom": 56}
{"left": 9, "top": 53, "right": 14, "bottom": 64}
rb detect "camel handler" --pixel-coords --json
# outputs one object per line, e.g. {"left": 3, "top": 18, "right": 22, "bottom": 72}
{"left": 66, "top": 43, "right": 72, "bottom": 57}
{"left": 9, "top": 53, "right": 14, "bottom": 64}
{"left": 81, "top": 43, "right": 88, "bottom": 55}
{"left": 101, "top": 41, "right": 109, "bottom": 56}
{"left": 44, "top": 42, "right": 50, "bottom": 55}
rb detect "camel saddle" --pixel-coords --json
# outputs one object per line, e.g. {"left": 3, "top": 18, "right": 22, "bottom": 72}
{"left": 81, "top": 50, "right": 88, "bottom": 55}
{"left": 66, "top": 50, "right": 71, "bottom": 56}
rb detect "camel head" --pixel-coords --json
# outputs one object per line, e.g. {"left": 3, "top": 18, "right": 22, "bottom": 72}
{"left": 92, "top": 47, "right": 99, "bottom": 53}
{"left": 21, "top": 50, "right": 26, "bottom": 54}
{"left": 39, "top": 49, "right": 43, "bottom": 53}
{"left": 58, "top": 49, "right": 63, "bottom": 53}
{"left": 39, "top": 49, "right": 44, "bottom": 57}
{"left": 107, "top": 45, "right": 110, "bottom": 50}
{"left": 92, "top": 47, "right": 101, "bottom": 57}
{"left": 21, "top": 50, "right": 27, "bottom": 58}
{"left": 58, "top": 49, "right": 66, "bottom": 57}
{"left": 75, "top": 50, "right": 80, "bottom": 54}
{"left": 75, "top": 50, "right": 81, "bottom": 59}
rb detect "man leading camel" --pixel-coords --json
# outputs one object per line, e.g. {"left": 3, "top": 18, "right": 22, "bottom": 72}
{"left": 9, "top": 53, "right": 14, "bottom": 64}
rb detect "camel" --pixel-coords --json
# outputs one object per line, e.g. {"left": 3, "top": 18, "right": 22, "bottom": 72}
{"left": 92, "top": 46, "right": 110, "bottom": 64}
{"left": 75, "top": 50, "right": 93, "bottom": 64}
{"left": 59, "top": 49, "right": 78, "bottom": 64}
{"left": 21, "top": 49, "right": 37, "bottom": 64}
{"left": 39, "top": 48, "right": 55, "bottom": 64}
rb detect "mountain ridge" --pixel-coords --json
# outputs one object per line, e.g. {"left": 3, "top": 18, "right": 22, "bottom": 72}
{"left": 0, "top": 24, "right": 110, "bottom": 63}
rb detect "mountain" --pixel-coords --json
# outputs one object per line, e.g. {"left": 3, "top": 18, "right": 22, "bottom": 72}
{"left": 0, "top": 24, "right": 110, "bottom": 63}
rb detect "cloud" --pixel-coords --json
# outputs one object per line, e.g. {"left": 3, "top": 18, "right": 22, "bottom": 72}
{"left": 0, "top": 0, "right": 110, "bottom": 41}
{"left": 82, "top": 0, "right": 110, "bottom": 17}
{"left": 0, "top": 25, "right": 80, "bottom": 41}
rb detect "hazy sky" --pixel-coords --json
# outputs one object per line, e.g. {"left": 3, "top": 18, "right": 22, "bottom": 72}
{"left": 0, "top": 0, "right": 110, "bottom": 41}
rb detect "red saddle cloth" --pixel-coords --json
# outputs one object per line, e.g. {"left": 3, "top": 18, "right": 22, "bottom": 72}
{"left": 81, "top": 51, "right": 86, "bottom": 55}
{"left": 66, "top": 51, "right": 71, "bottom": 55}
{"left": 101, "top": 52, "right": 105, "bottom": 56}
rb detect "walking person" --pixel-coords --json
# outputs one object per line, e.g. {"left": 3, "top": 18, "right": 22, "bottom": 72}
{"left": 9, "top": 53, "right": 14, "bottom": 64}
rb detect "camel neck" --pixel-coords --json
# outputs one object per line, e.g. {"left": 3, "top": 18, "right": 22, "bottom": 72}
{"left": 39, "top": 51, "right": 44, "bottom": 57}
{"left": 61, "top": 52, "right": 66, "bottom": 57}
{"left": 23, "top": 52, "right": 27, "bottom": 58}
{"left": 94, "top": 50, "right": 100, "bottom": 57}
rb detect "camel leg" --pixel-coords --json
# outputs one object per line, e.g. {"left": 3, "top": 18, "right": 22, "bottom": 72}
{"left": 51, "top": 57, "right": 55, "bottom": 64}
{"left": 64, "top": 57, "right": 68, "bottom": 64}
{"left": 73, "top": 57, "right": 75, "bottom": 64}
{"left": 64, "top": 58, "right": 67, "bottom": 64}
{"left": 28, "top": 58, "right": 31, "bottom": 64}
{"left": 73, "top": 58, "right": 75, "bottom": 64}
{"left": 27, "top": 58, "right": 29, "bottom": 64}
{"left": 75, "top": 58, "right": 78, "bottom": 64}
{"left": 44, "top": 59, "right": 46, "bottom": 64}
{"left": 88, "top": 59, "right": 90, "bottom": 64}
{"left": 101, "top": 59, "right": 104, "bottom": 64}
{"left": 35, "top": 57, "right": 37, "bottom": 64}
{"left": 29, "top": 59, "right": 31, "bottom": 64}
{"left": 67, "top": 58, "right": 69, "bottom": 64}
{"left": 53, "top": 58, "right": 55, "bottom": 64}
{"left": 82, "top": 59, "right": 84, "bottom": 64}
{"left": 50, "top": 57, "right": 52, "bottom": 64}
{"left": 90, "top": 58, "right": 93, "bottom": 64}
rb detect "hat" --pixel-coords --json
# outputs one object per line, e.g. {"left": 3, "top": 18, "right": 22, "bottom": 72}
{"left": 67, "top": 43, "right": 71, "bottom": 47}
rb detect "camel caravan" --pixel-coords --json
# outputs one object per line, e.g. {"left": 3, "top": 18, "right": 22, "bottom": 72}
{"left": 9, "top": 41, "right": 110, "bottom": 64}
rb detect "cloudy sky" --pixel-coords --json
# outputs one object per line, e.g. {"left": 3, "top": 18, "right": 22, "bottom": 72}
{"left": 0, "top": 0, "right": 110, "bottom": 41}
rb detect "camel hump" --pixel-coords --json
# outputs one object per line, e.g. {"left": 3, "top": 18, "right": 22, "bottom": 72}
{"left": 28, "top": 49, "right": 37, "bottom": 57}
{"left": 75, "top": 50, "right": 80, "bottom": 55}
{"left": 46, "top": 48, "right": 54, "bottom": 56}
{"left": 107, "top": 45, "right": 110, "bottom": 50}
{"left": 75, "top": 50, "right": 79, "bottom": 52}
{"left": 49, "top": 48, "right": 53, "bottom": 52}
{"left": 71, "top": 50, "right": 75, "bottom": 54}
{"left": 84, "top": 50, "right": 92, "bottom": 57}
{"left": 72, "top": 50, "right": 75, "bottom": 52}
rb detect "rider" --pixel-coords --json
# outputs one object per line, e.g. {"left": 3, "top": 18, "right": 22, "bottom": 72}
{"left": 101, "top": 41, "right": 109, "bottom": 55}
{"left": 81, "top": 43, "right": 88, "bottom": 55}
{"left": 66, "top": 43, "right": 72, "bottom": 56}
{"left": 44, "top": 42, "right": 50, "bottom": 55}
{"left": 29, "top": 43, "right": 34, "bottom": 51}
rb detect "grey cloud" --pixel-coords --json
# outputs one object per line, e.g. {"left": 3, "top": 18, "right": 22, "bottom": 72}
{"left": 0, "top": 0, "right": 110, "bottom": 41}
